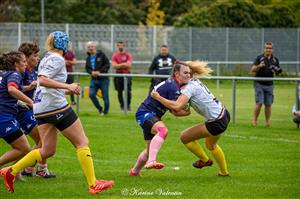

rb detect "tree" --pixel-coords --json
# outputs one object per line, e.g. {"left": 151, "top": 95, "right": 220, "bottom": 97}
{"left": 0, "top": 0, "right": 24, "bottom": 22}
{"left": 174, "top": 0, "right": 299, "bottom": 27}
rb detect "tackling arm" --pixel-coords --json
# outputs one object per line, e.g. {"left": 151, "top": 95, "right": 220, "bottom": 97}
{"left": 151, "top": 90, "right": 189, "bottom": 112}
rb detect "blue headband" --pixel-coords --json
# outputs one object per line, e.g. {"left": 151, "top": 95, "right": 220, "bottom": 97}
{"left": 53, "top": 31, "right": 69, "bottom": 54}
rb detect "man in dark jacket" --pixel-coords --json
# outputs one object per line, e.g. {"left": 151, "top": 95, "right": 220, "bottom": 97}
{"left": 148, "top": 45, "right": 176, "bottom": 94}
{"left": 86, "top": 41, "right": 110, "bottom": 115}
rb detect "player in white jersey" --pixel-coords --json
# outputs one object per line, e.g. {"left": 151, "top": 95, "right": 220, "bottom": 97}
{"left": 151, "top": 61, "right": 230, "bottom": 176}
{"left": 0, "top": 31, "right": 114, "bottom": 194}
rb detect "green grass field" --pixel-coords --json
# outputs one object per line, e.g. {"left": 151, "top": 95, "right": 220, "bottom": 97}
{"left": 0, "top": 77, "right": 299, "bottom": 199}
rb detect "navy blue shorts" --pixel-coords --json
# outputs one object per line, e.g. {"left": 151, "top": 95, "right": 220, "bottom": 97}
{"left": 17, "top": 109, "right": 37, "bottom": 135}
{"left": 136, "top": 110, "right": 161, "bottom": 140}
{"left": 35, "top": 106, "right": 78, "bottom": 132}
{"left": 0, "top": 113, "right": 24, "bottom": 143}
{"left": 0, "top": 114, "right": 20, "bottom": 138}
{"left": 205, "top": 109, "right": 230, "bottom": 136}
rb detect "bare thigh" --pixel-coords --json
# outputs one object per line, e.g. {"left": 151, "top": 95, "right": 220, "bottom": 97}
{"left": 10, "top": 134, "right": 31, "bottom": 153}
{"left": 61, "top": 118, "right": 88, "bottom": 149}
{"left": 38, "top": 124, "right": 58, "bottom": 158}
{"left": 28, "top": 126, "right": 41, "bottom": 147}
{"left": 180, "top": 123, "right": 211, "bottom": 144}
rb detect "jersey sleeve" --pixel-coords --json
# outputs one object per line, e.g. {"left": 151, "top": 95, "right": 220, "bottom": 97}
{"left": 181, "top": 83, "right": 194, "bottom": 99}
{"left": 7, "top": 72, "right": 22, "bottom": 89}
{"left": 39, "top": 56, "right": 64, "bottom": 78}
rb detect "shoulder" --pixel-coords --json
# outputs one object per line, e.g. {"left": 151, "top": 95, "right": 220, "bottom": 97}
{"left": 48, "top": 53, "right": 65, "bottom": 65}
{"left": 169, "top": 54, "right": 176, "bottom": 59}
{"left": 256, "top": 54, "right": 264, "bottom": 59}
{"left": 112, "top": 53, "right": 118, "bottom": 58}
{"left": 96, "top": 50, "right": 104, "bottom": 56}
{"left": 7, "top": 71, "right": 22, "bottom": 80}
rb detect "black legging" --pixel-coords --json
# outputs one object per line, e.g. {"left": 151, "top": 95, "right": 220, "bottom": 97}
{"left": 114, "top": 77, "right": 132, "bottom": 109}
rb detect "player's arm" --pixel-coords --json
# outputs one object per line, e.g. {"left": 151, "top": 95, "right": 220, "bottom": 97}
{"left": 23, "top": 81, "right": 37, "bottom": 92}
{"left": 39, "top": 75, "right": 80, "bottom": 95}
{"left": 151, "top": 89, "right": 189, "bottom": 112}
{"left": 8, "top": 83, "right": 33, "bottom": 107}
{"left": 170, "top": 108, "right": 191, "bottom": 117}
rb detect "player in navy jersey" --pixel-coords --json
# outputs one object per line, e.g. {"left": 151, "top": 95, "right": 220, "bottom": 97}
{"left": 152, "top": 61, "right": 230, "bottom": 176}
{"left": 129, "top": 62, "right": 191, "bottom": 176}
{"left": 0, "top": 51, "right": 32, "bottom": 169}
{"left": 17, "top": 42, "right": 55, "bottom": 178}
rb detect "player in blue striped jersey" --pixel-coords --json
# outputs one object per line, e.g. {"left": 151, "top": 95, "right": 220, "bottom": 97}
{"left": 0, "top": 51, "right": 32, "bottom": 169}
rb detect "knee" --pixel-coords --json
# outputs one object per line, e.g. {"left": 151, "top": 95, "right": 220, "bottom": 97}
{"left": 205, "top": 142, "right": 217, "bottom": 151}
{"left": 157, "top": 127, "right": 168, "bottom": 140}
{"left": 21, "top": 145, "right": 31, "bottom": 155}
{"left": 76, "top": 136, "right": 89, "bottom": 149}
{"left": 180, "top": 133, "right": 189, "bottom": 144}
{"left": 40, "top": 147, "right": 56, "bottom": 159}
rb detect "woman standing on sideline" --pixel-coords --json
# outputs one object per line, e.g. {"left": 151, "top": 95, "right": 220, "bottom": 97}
{"left": 0, "top": 31, "right": 114, "bottom": 194}
{"left": 151, "top": 61, "right": 230, "bottom": 176}
{"left": 0, "top": 51, "right": 32, "bottom": 168}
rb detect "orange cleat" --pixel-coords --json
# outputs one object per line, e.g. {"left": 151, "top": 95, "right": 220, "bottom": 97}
{"left": 144, "top": 161, "right": 164, "bottom": 170}
{"left": 0, "top": 167, "right": 15, "bottom": 193}
{"left": 88, "top": 179, "right": 114, "bottom": 195}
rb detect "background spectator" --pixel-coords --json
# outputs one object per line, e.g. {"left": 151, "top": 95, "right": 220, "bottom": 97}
{"left": 85, "top": 41, "right": 110, "bottom": 115}
{"left": 112, "top": 41, "right": 133, "bottom": 111}
{"left": 250, "top": 42, "right": 282, "bottom": 127}
{"left": 64, "top": 43, "right": 77, "bottom": 105}
{"left": 148, "top": 45, "right": 176, "bottom": 94}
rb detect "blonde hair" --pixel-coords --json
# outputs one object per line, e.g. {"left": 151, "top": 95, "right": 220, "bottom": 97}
{"left": 185, "top": 60, "right": 213, "bottom": 77}
{"left": 45, "top": 33, "right": 55, "bottom": 52}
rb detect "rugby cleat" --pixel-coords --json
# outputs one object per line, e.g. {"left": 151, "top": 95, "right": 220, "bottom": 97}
{"left": 0, "top": 167, "right": 15, "bottom": 193}
{"left": 21, "top": 169, "right": 33, "bottom": 177}
{"left": 129, "top": 168, "right": 141, "bottom": 176}
{"left": 192, "top": 159, "right": 213, "bottom": 169}
{"left": 144, "top": 161, "right": 164, "bottom": 170}
{"left": 36, "top": 167, "right": 56, "bottom": 178}
{"left": 88, "top": 180, "right": 114, "bottom": 195}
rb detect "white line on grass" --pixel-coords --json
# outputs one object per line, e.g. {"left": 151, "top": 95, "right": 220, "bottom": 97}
{"left": 225, "top": 134, "right": 299, "bottom": 143}
{"left": 54, "top": 154, "right": 184, "bottom": 170}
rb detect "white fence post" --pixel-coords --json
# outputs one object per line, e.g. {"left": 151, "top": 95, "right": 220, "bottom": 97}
{"left": 18, "top": 22, "right": 21, "bottom": 47}
{"left": 65, "top": 23, "right": 69, "bottom": 35}
{"left": 297, "top": 28, "right": 299, "bottom": 76}
{"left": 189, "top": 27, "right": 192, "bottom": 60}
{"left": 152, "top": 26, "right": 157, "bottom": 58}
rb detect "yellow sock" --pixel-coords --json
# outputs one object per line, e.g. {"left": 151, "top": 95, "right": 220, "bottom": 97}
{"left": 210, "top": 145, "right": 228, "bottom": 175}
{"left": 185, "top": 141, "right": 209, "bottom": 162}
{"left": 11, "top": 149, "right": 42, "bottom": 176}
{"left": 76, "top": 147, "right": 96, "bottom": 187}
